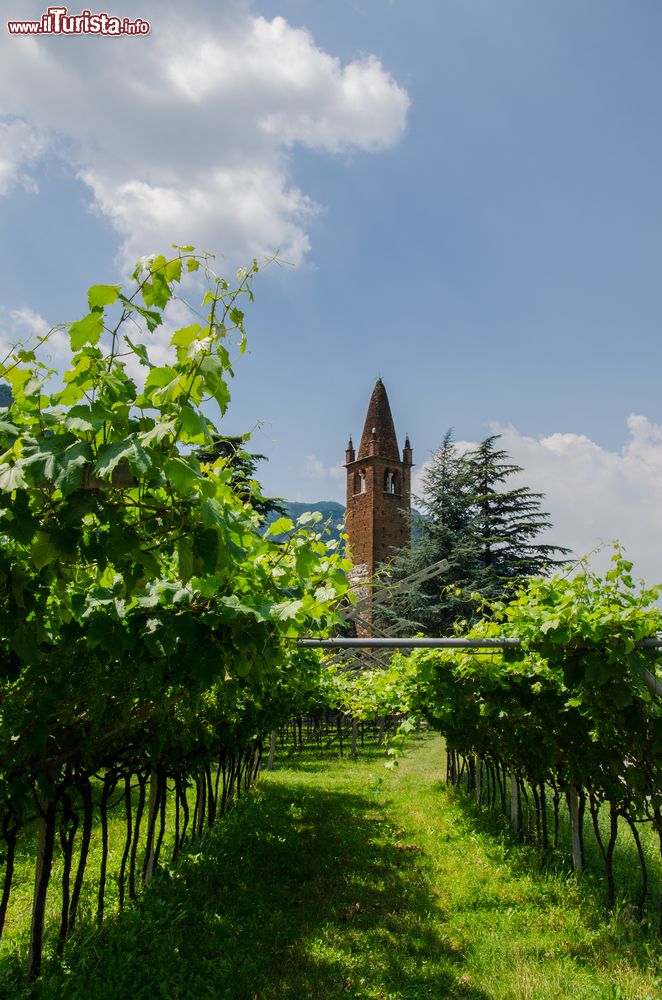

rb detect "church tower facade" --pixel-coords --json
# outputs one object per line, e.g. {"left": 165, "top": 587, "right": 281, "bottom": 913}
{"left": 344, "top": 378, "right": 412, "bottom": 582}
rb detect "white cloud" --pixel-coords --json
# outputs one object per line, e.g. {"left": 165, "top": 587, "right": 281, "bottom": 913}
{"left": 413, "top": 417, "right": 662, "bottom": 586}
{"left": 81, "top": 166, "right": 318, "bottom": 271}
{"left": 1, "top": 305, "right": 50, "bottom": 357}
{"left": 0, "top": 298, "right": 185, "bottom": 387}
{"left": 0, "top": 6, "right": 409, "bottom": 268}
{"left": 0, "top": 120, "right": 48, "bottom": 195}
{"left": 8, "top": 306, "right": 49, "bottom": 339}
{"left": 0, "top": 305, "right": 70, "bottom": 375}
{"left": 304, "top": 453, "right": 344, "bottom": 482}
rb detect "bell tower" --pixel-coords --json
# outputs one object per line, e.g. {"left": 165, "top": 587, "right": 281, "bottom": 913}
{"left": 344, "top": 378, "right": 412, "bottom": 583}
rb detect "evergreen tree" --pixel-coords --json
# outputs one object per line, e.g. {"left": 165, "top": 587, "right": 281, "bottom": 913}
{"left": 466, "top": 435, "right": 566, "bottom": 593}
{"left": 196, "top": 434, "right": 286, "bottom": 520}
{"left": 375, "top": 430, "right": 569, "bottom": 635}
{"left": 375, "top": 431, "right": 472, "bottom": 634}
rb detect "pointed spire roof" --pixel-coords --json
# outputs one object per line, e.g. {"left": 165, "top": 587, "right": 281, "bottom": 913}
{"left": 357, "top": 378, "right": 401, "bottom": 461}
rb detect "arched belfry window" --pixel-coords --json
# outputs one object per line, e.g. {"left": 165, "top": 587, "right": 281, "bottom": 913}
{"left": 384, "top": 470, "right": 399, "bottom": 494}
{"left": 354, "top": 469, "right": 366, "bottom": 495}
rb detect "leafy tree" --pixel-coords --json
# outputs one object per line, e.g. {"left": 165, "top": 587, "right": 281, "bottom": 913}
{"left": 376, "top": 430, "right": 569, "bottom": 635}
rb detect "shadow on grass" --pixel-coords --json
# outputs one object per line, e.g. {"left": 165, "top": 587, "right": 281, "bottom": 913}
{"left": 445, "top": 779, "right": 662, "bottom": 930}
{"left": 2, "top": 777, "right": 489, "bottom": 1000}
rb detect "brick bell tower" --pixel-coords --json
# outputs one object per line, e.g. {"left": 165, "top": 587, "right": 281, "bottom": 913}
{"left": 344, "top": 378, "right": 412, "bottom": 585}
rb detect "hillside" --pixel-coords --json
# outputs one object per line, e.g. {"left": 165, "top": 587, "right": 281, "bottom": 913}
{"left": 263, "top": 500, "right": 346, "bottom": 542}
{"left": 263, "top": 500, "right": 426, "bottom": 544}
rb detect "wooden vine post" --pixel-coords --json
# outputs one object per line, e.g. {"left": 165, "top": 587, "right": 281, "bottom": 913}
{"left": 475, "top": 753, "right": 483, "bottom": 807}
{"left": 509, "top": 770, "right": 520, "bottom": 839}
{"left": 142, "top": 769, "right": 160, "bottom": 886}
{"left": 267, "top": 730, "right": 277, "bottom": 771}
{"left": 567, "top": 785, "right": 584, "bottom": 871}
{"left": 28, "top": 796, "right": 56, "bottom": 979}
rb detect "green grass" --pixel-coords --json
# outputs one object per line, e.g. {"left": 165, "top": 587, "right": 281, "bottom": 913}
{"left": 1, "top": 733, "right": 660, "bottom": 999}
{"left": 0, "top": 779, "right": 180, "bottom": 950}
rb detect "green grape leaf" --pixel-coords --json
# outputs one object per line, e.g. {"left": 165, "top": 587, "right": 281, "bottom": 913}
{"left": 165, "top": 259, "right": 182, "bottom": 282}
{"left": 218, "top": 595, "right": 257, "bottom": 619}
{"left": 145, "top": 366, "right": 178, "bottom": 391}
{"left": 201, "top": 498, "right": 224, "bottom": 527}
{"left": 198, "top": 355, "right": 231, "bottom": 413}
{"left": 69, "top": 312, "right": 104, "bottom": 350}
{"left": 54, "top": 441, "right": 92, "bottom": 495}
{"left": 270, "top": 599, "right": 304, "bottom": 621}
{"left": 1, "top": 367, "right": 31, "bottom": 392}
{"left": 177, "top": 539, "right": 194, "bottom": 583}
{"left": 124, "top": 336, "right": 153, "bottom": 368}
{"left": 170, "top": 324, "right": 201, "bottom": 348}
{"left": 63, "top": 410, "right": 96, "bottom": 434}
{"left": 193, "top": 527, "right": 219, "bottom": 574}
{"left": 119, "top": 294, "right": 162, "bottom": 332}
{"left": 266, "top": 517, "right": 294, "bottom": 537}
{"left": 164, "top": 456, "right": 202, "bottom": 493}
{"left": 142, "top": 257, "right": 171, "bottom": 309}
{"left": 138, "top": 419, "right": 176, "bottom": 447}
{"left": 96, "top": 438, "right": 150, "bottom": 480}
{"left": 88, "top": 284, "right": 121, "bottom": 309}
{"left": 11, "top": 623, "right": 43, "bottom": 664}
{"left": 31, "top": 532, "right": 58, "bottom": 570}
{"left": 64, "top": 403, "right": 111, "bottom": 434}
{"left": 179, "top": 404, "right": 211, "bottom": 443}
{"left": 0, "top": 462, "right": 27, "bottom": 492}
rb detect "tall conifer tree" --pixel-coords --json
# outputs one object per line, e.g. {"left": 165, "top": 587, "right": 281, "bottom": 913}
{"left": 466, "top": 435, "right": 566, "bottom": 592}
{"left": 196, "top": 435, "right": 286, "bottom": 520}
{"left": 375, "top": 431, "right": 569, "bottom": 635}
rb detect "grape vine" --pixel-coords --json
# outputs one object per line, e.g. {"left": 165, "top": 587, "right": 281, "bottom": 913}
{"left": 0, "top": 248, "right": 350, "bottom": 975}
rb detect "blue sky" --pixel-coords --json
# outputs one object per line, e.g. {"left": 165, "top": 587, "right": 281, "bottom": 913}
{"left": 2, "top": 0, "right": 662, "bottom": 578}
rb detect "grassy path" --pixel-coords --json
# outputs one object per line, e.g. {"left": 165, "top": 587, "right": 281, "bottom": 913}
{"left": 2, "top": 733, "right": 660, "bottom": 999}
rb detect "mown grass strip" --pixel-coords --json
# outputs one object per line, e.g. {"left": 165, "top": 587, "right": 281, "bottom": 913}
{"left": 1, "top": 733, "right": 660, "bottom": 999}
{"left": 378, "top": 736, "right": 661, "bottom": 1000}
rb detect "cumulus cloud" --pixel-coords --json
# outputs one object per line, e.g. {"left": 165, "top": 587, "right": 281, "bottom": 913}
{"left": 1, "top": 305, "right": 50, "bottom": 356}
{"left": 0, "top": 120, "right": 48, "bottom": 195}
{"left": 304, "top": 453, "right": 344, "bottom": 483}
{"left": 81, "top": 166, "right": 318, "bottom": 271}
{"left": 414, "top": 417, "right": 662, "bottom": 585}
{"left": 8, "top": 306, "right": 49, "bottom": 339}
{"left": 0, "top": 305, "right": 71, "bottom": 376}
{"left": 0, "top": 6, "right": 409, "bottom": 268}
{"left": 0, "top": 297, "right": 187, "bottom": 388}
